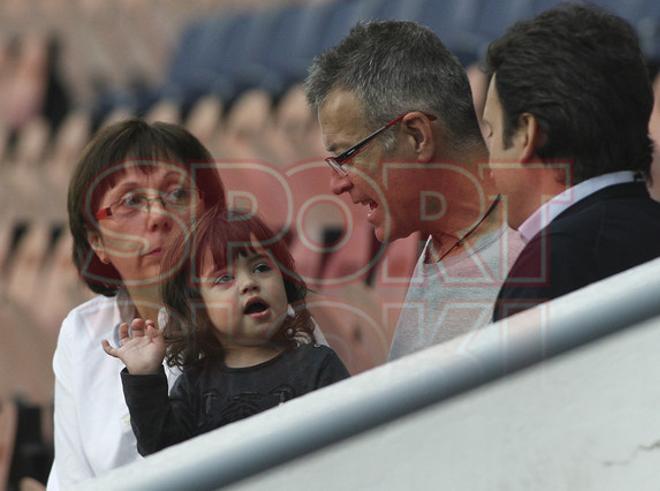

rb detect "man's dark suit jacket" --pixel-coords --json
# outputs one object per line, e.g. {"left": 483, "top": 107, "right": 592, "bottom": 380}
{"left": 492, "top": 181, "right": 660, "bottom": 321}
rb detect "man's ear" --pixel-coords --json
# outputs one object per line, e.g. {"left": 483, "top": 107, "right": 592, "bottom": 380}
{"left": 87, "top": 230, "right": 110, "bottom": 264}
{"left": 515, "top": 112, "right": 543, "bottom": 163}
{"left": 402, "top": 112, "right": 435, "bottom": 162}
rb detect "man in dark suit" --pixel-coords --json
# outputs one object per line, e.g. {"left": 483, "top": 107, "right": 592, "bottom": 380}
{"left": 481, "top": 4, "right": 660, "bottom": 321}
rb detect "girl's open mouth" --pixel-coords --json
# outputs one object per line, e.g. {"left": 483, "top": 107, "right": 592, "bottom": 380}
{"left": 243, "top": 298, "right": 271, "bottom": 319}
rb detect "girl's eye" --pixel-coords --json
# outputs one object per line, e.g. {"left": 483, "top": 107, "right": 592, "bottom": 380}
{"left": 213, "top": 273, "right": 234, "bottom": 285}
{"left": 253, "top": 262, "right": 272, "bottom": 274}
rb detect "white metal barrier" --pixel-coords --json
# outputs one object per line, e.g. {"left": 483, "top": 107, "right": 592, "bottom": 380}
{"left": 76, "top": 257, "right": 660, "bottom": 491}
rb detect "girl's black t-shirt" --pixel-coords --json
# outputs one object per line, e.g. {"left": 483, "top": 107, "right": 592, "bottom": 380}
{"left": 121, "top": 344, "right": 349, "bottom": 455}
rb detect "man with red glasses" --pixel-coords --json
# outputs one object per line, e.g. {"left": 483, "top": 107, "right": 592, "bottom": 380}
{"left": 305, "top": 21, "right": 524, "bottom": 360}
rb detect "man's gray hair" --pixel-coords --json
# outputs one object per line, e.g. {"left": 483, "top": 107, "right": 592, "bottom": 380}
{"left": 305, "top": 20, "right": 483, "bottom": 151}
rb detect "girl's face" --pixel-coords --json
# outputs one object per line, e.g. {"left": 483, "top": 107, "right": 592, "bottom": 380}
{"left": 88, "top": 162, "right": 202, "bottom": 287}
{"left": 199, "top": 247, "right": 289, "bottom": 350}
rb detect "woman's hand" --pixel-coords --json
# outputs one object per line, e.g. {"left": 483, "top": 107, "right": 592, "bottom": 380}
{"left": 102, "top": 318, "right": 165, "bottom": 375}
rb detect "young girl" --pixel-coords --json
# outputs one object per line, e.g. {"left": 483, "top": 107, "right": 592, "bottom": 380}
{"left": 102, "top": 207, "right": 349, "bottom": 455}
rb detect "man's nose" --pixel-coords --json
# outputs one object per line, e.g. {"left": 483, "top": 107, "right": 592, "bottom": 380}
{"left": 330, "top": 172, "right": 353, "bottom": 195}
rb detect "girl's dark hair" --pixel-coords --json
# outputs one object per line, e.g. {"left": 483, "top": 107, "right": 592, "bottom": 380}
{"left": 161, "top": 207, "right": 314, "bottom": 368}
{"left": 67, "top": 119, "right": 226, "bottom": 296}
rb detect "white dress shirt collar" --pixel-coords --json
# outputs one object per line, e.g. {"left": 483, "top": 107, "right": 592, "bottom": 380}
{"left": 518, "top": 170, "right": 640, "bottom": 243}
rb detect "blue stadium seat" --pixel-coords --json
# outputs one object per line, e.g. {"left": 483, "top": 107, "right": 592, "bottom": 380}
{"left": 165, "top": 18, "right": 215, "bottom": 90}
{"left": 405, "top": 0, "right": 483, "bottom": 64}
{"left": 289, "top": 1, "right": 339, "bottom": 65}
{"left": 242, "top": 6, "right": 310, "bottom": 95}
{"left": 318, "top": 0, "right": 369, "bottom": 52}
{"left": 162, "top": 13, "right": 245, "bottom": 104}
{"left": 355, "top": 0, "right": 412, "bottom": 21}
{"left": 592, "top": 0, "right": 646, "bottom": 23}
{"left": 469, "top": 0, "right": 535, "bottom": 47}
{"left": 637, "top": 0, "right": 660, "bottom": 61}
{"left": 529, "top": 0, "right": 560, "bottom": 15}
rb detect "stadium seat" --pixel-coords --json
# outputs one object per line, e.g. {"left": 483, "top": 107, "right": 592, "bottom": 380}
{"left": 184, "top": 95, "right": 223, "bottom": 153}
{"left": 404, "top": 0, "right": 484, "bottom": 64}
{"left": 46, "top": 111, "right": 91, "bottom": 214}
{"left": 0, "top": 123, "right": 9, "bottom": 167}
{"left": 530, "top": 0, "right": 560, "bottom": 15}
{"left": 38, "top": 231, "right": 91, "bottom": 333}
{"left": 318, "top": 0, "right": 368, "bottom": 53}
{"left": 0, "top": 217, "right": 15, "bottom": 296}
{"left": 13, "top": 117, "right": 49, "bottom": 169}
{"left": 99, "top": 106, "right": 134, "bottom": 130}
{"left": 287, "top": 1, "right": 343, "bottom": 74}
{"left": 231, "top": 6, "right": 301, "bottom": 97}
{"left": 5, "top": 221, "right": 52, "bottom": 311}
{"left": 593, "top": 0, "right": 646, "bottom": 23}
{"left": 144, "top": 99, "right": 180, "bottom": 124}
{"left": 0, "top": 400, "right": 17, "bottom": 488}
{"left": 637, "top": 0, "right": 660, "bottom": 61}
{"left": 7, "top": 119, "right": 51, "bottom": 218}
{"left": 218, "top": 89, "right": 272, "bottom": 161}
{"left": 254, "top": 5, "right": 314, "bottom": 90}
{"left": 261, "top": 84, "right": 319, "bottom": 165}
{"left": 349, "top": 0, "right": 404, "bottom": 21}
{"left": 48, "top": 111, "right": 90, "bottom": 170}
{"left": 162, "top": 16, "right": 231, "bottom": 103}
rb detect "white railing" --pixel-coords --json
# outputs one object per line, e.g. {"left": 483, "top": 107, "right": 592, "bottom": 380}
{"left": 76, "top": 257, "right": 660, "bottom": 491}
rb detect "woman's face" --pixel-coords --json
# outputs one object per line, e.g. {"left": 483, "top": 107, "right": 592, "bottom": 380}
{"left": 88, "top": 162, "right": 203, "bottom": 287}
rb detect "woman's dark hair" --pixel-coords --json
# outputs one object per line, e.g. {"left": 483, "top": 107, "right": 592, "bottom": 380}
{"left": 161, "top": 207, "right": 314, "bottom": 369}
{"left": 485, "top": 4, "right": 654, "bottom": 183}
{"left": 67, "top": 119, "right": 226, "bottom": 296}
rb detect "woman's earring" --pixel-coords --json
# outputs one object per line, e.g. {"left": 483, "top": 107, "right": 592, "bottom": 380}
{"left": 287, "top": 304, "right": 295, "bottom": 317}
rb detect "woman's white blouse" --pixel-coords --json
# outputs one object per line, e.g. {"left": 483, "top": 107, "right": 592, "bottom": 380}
{"left": 46, "top": 294, "right": 180, "bottom": 490}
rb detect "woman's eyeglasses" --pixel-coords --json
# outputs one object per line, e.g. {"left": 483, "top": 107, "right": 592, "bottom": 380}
{"left": 95, "top": 186, "right": 200, "bottom": 222}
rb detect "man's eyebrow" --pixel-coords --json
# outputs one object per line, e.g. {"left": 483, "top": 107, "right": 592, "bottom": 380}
{"left": 326, "top": 142, "right": 350, "bottom": 154}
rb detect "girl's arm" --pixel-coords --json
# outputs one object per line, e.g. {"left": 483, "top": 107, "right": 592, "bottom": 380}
{"left": 119, "top": 366, "right": 196, "bottom": 456}
{"left": 102, "top": 319, "right": 165, "bottom": 375}
{"left": 104, "top": 320, "right": 195, "bottom": 455}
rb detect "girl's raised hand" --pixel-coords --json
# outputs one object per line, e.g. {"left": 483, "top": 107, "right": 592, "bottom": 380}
{"left": 102, "top": 318, "right": 166, "bottom": 375}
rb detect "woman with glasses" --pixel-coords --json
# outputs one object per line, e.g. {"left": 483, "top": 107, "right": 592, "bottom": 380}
{"left": 47, "top": 120, "right": 226, "bottom": 489}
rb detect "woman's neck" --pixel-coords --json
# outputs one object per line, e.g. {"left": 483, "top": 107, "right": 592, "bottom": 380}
{"left": 125, "top": 285, "right": 162, "bottom": 326}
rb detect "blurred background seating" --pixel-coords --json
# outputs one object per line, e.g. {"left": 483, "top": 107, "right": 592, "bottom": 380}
{"left": 1, "top": 0, "right": 659, "bottom": 487}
